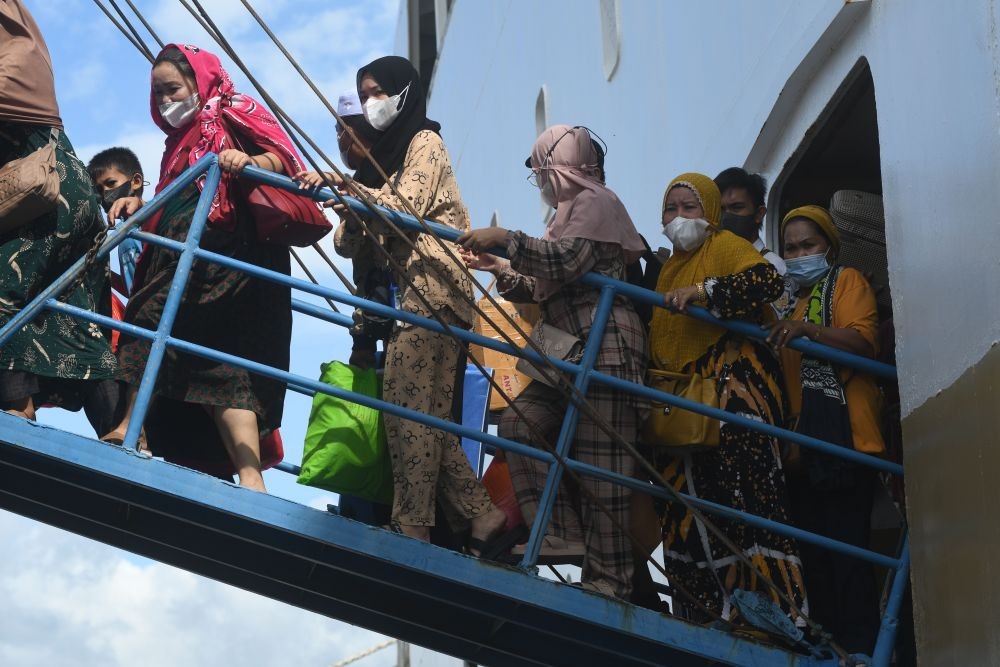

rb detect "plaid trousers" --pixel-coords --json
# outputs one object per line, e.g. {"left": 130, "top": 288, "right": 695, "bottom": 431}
{"left": 383, "top": 311, "right": 494, "bottom": 527}
{"left": 500, "top": 381, "right": 640, "bottom": 598}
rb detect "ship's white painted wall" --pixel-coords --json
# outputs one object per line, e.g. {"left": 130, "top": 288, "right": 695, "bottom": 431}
{"left": 401, "top": 0, "right": 1000, "bottom": 419}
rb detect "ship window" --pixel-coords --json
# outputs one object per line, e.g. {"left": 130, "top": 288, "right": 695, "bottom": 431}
{"left": 600, "top": 0, "right": 622, "bottom": 80}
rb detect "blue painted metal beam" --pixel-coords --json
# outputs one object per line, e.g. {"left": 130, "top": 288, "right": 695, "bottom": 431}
{"left": 243, "top": 164, "right": 896, "bottom": 381}
{"left": 44, "top": 300, "right": 901, "bottom": 569}
{"left": 0, "top": 414, "right": 837, "bottom": 667}
{"left": 123, "top": 226, "right": 903, "bottom": 476}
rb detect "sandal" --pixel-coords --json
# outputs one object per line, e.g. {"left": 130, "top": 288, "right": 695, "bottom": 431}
{"left": 510, "top": 535, "right": 585, "bottom": 565}
{"left": 101, "top": 428, "right": 151, "bottom": 456}
{"left": 467, "top": 524, "right": 529, "bottom": 561}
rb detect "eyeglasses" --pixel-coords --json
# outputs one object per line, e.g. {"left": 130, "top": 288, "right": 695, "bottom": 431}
{"left": 525, "top": 125, "right": 607, "bottom": 187}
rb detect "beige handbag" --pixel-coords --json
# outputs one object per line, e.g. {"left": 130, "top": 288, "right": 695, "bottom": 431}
{"left": 0, "top": 128, "right": 60, "bottom": 233}
{"left": 515, "top": 321, "right": 583, "bottom": 387}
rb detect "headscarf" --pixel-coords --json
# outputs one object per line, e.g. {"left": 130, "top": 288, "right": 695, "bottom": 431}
{"left": 0, "top": 0, "right": 62, "bottom": 128}
{"left": 781, "top": 204, "right": 841, "bottom": 255}
{"left": 649, "top": 172, "right": 767, "bottom": 372}
{"left": 530, "top": 124, "right": 645, "bottom": 301}
{"left": 150, "top": 44, "right": 305, "bottom": 230}
{"left": 352, "top": 56, "right": 440, "bottom": 188}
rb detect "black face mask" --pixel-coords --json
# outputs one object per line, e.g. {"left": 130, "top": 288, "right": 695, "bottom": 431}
{"left": 720, "top": 211, "right": 760, "bottom": 241}
{"left": 101, "top": 180, "right": 134, "bottom": 213}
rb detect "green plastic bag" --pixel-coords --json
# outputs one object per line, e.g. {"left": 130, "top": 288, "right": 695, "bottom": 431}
{"left": 298, "top": 361, "right": 393, "bottom": 504}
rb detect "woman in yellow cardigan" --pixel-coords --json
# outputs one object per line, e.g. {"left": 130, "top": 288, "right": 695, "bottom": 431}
{"left": 766, "top": 204, "right": 884, "bottom": 656}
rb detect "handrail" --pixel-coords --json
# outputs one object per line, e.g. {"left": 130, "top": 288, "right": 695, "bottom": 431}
{"left": 243, "top": 164, "right": 898, "bottom": 381}
{"left": 127, "top": 224, "right": 902, "bottom": 476}
{"left": 0, "top": 156, "right": 908, "bottom": 663}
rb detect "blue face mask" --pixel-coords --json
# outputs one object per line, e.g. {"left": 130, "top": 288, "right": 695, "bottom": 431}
{"left": 785, "top": 250, "right": 830, "bottom": 287}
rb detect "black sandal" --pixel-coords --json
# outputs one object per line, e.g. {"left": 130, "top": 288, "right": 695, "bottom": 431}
{"left": 467, "top": 524, "right": 529, "bottom": 561}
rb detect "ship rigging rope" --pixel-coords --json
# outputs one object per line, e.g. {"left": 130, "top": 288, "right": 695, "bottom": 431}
{"left": 94, "top": 2, "right": 848, "bottom": 656}
{"left": 215, "top": 5, "right": 850, "bottom": 654}
{"left": 108, "top": 1, "right": 841, "bottom": 651}
{"left": 180, "top": 0, "right": 732, "bottom": 629}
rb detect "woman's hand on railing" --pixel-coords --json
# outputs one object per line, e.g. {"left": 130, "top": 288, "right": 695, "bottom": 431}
{"left": 105, "top": 196, "right": 145, "bottom": 228}
{"left": 662, "top": 284, "right": 703, "bottom": 313}
{"left": 294, "top": 170, "right": 343, "bottom": 190}
{"left": 217, "top": 149, "right": 254, "bottom": 174}
{"left": 764, "top": 320, "right": 813, "bottom": 349}
{"left": 457, "top": 227, "right": 509, "bottom": 254}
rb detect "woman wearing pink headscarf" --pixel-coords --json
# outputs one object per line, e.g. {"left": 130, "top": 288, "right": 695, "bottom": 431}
{"left": 459, "top": 125, "right": 647, "bottom": 599}
{"left": 105, "top": 44, "right": 303, "bottom": 492}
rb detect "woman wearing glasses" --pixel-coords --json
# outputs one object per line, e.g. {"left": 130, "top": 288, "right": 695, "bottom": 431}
{"left": 459, "top": 125, "right": 647, "bottom": 599}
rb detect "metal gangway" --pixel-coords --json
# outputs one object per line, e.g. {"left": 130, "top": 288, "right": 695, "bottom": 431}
{"left": 0, "top": 155, "right": 908, "bottom": 667}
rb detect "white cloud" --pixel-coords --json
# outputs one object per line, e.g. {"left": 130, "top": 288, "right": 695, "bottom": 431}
{"left": 0, "top": 511, "right": 395, "bottom": 667}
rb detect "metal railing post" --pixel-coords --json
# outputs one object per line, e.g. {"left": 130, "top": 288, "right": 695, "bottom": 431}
{"left": 519, "top": 285, "right": 617, "bottom": 569}
{"left": 872, "top": 535, "right": 910, "bottom": 666}
{"left": 122, "top": 159, "right": 222, "bottom": 451}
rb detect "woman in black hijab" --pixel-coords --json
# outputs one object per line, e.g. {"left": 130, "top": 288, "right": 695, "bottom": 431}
{"left": 312, "top": 56, "right": 505, "bottom": 552}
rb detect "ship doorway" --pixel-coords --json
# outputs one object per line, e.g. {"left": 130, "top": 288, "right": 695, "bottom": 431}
{"left": 770, "top": 58, "right": 915, "bottom": 663}
{"left": 770, "top": 58, "right": 891, "bottom": 319}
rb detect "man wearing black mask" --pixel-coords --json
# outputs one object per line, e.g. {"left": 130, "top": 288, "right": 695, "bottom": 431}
{"left": 715, "top": 167, "right": 794, "bottom": 315}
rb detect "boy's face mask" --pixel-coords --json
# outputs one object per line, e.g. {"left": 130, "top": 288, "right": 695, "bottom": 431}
{"left": 101, "top": 180, "right": 134, "bottom": 212}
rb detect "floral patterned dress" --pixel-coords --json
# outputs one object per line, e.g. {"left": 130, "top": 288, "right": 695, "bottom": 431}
{"left": 0, "top": 123, "right": 117, "bottom": 406}
{"left": 656, "top": 264, "right": 809, "bottom": 625}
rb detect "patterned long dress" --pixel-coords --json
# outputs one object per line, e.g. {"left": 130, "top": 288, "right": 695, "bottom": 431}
{"left": 115, "top": 183, "right": 291, "bottom": 456}
{"left": 498, "top": 233, "right": 648, "bottom": 600}
{"left": 0, "top": 123, "right": 117, "bottom": 407}
{"left": 657, "top": 264, "right": 808, "bottom": 624}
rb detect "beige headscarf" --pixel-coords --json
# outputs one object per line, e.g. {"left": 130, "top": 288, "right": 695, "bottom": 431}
{"left": 530, "top": 125, "right": 645, "bottom": 300}
{"left": 0, "top": 0, "right": 62, "bottom": 128}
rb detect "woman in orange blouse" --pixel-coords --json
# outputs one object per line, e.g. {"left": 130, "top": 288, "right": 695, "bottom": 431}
{"left": 765, "top": 204, "right": 884, "bottom": 657}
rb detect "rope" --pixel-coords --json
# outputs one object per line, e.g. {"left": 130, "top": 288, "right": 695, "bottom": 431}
{"left": 179, "top": 0, "right": 847, "bottom": 647}
{"left": 216, "top": 7, "right": 846, "bottom": 652}
{"left": 90, "top": 0, "right": 152, "bottom": 63}
{"left": 107, "top": 0, "right": 154, "bottom": 61}
{"left": 290, "top": 248, "right": 339, "bottom": 312}
{"left": 105, "top": 2, "right": 847, "bottom": 656}
{"left": 123, "top": 0, "right": 163, "bottom": 48}
{"left": 328, "top": 638, "right": 396, "bottom": 667}
{"left": 180, "top": 0, "right": 715, "bottom": 622}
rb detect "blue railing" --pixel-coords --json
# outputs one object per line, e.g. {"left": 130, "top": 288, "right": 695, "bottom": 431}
{"left": 0, "top": 153, "right": 908, "bottom": 665}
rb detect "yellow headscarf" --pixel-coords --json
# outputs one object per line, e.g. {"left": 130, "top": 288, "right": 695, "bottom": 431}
{"left": 649, "top": 173, "right": 768, "bottom": 372}
{"left": 781, "top": 205, "right": 841, "bottom": 255}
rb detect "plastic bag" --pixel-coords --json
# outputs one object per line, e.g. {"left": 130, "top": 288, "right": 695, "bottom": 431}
{"left": 298, "top": 361, "right": 393, "bottom": 504}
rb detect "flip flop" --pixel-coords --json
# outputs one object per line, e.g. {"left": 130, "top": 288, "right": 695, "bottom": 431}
{"left": 467, "top": 524, "right": 529, "bottom": 561}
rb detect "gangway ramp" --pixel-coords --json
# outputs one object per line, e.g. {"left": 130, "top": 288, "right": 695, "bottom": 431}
{"left": 0, "top": 414, "right": 827, "bottom": 667}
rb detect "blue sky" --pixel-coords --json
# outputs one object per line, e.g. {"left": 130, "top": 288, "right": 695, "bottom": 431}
{"left": 1, "top": 1, "right": 407, "bottom": 665}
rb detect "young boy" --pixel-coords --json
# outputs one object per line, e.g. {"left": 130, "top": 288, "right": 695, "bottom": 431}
{"left": 87, "top": 147, "right": 145, "bottom": 293}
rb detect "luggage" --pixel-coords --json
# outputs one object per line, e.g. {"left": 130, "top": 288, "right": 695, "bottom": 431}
{"left": 298, "top": 360, "right": 393, "bottom": 504}
{"left": 829, "top": 190, "right": 891, "bottom": 316}
{"left": 469, "top": 285, "right": 539, "bottom": 412}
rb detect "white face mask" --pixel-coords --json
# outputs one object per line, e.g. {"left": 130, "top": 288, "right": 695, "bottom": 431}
{"left": 538, "top": 171, "right": 558, "bottom": 208}
{"left": 662, "top": 216, "right": 711, "bottom": 252}
{"left": 159, "top": 93, "right": 200, "bottom": 128}
{"left": 363, "top": 83, "right": 410, "bottom": 131}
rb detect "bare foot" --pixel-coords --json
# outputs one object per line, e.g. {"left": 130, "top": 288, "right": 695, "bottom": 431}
{"left": 237, "top": 472, "right": 267, "bottom": 493}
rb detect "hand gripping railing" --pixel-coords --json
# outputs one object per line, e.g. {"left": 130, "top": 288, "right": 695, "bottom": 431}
{"left": 0, "top": 155, "right": 908, "bottom": 665}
